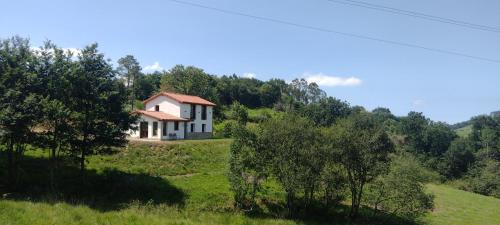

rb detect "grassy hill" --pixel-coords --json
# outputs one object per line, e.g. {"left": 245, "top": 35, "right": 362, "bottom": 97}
{"left": 455, "top": 124, "right": 473, "bottom": 138}
{"left": 425, "top": 184, "right": 500, "bottom": 225}
{"left": 1, "top": 139, "right": 499, "bottom": 225}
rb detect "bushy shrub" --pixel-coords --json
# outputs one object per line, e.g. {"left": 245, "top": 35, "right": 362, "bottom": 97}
{"left": 214, "top": 120, "right": 238, "bottom": 138}
{"left": 465, "top": 159, "right": 500, "bottom": 198}
{"left": 364, "top": 154, "right": 434, "bottom": 219}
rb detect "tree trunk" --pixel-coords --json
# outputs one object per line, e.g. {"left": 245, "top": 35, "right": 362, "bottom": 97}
{"left": 49, "top": 127, "right": 57, "bottom": 191}
{"left": 80, "top": 148, "right": 85, "bottom": 171}
{"left": 350, "top": 189, "right": 357, "bottom": 219}
{"left": 286, "top": 191, "right": 294, "bottom": 218}
{"left": 130, "top": 74, "right": 135, "bottom": 111}
{"left": 349, "top": 183, "right": 364, "bottom": 220}
{"left": 6, "top": 138, "right": 15, "bottom": 190}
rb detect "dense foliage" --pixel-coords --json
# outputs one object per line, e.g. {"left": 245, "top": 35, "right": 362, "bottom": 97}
{"left": 228, "top": 112, "right": 434, "bottom": 221}
{"left": 0, "top": 37, "right": 135, "bottom": 190}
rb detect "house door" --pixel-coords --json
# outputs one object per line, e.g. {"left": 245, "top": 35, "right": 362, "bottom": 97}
{"left": 140, "top": 122, "right": 148, "bottom": 138}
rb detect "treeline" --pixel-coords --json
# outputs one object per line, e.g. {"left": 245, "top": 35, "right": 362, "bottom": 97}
{"left": 0, "top": 37, "right": 135, "bottom": 190}
{"left": 118, "top": 61, "right": 348, "bottom": 122}
{"left": 229, "top": 111, "right": 434, "bottom": 221}
{"left": 397, "top": 112, "right": 500, "bottom": 198}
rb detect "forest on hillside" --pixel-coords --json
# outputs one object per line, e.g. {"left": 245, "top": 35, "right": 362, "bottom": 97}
{"left": 1, "top": 37, "right": 499, "bottom": 223}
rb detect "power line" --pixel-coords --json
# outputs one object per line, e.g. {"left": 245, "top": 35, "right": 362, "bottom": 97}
{"left": 325, "top": 0, "right": 500, "bottom": 34}
{"left": 166, "top": 0, "right": 500, "bottom": 63}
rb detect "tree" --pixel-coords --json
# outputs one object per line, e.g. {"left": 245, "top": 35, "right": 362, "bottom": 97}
{"left": 466, "top": 159, "right": 500, "bottom": 198}
{"left": 364, "top": 154, "right": 434, "bottom": 219}
{"left": 422, "top": 122, "right": 457, "bottom": 157}
{"left": 330, "top": 113, "right": 394, "bottom": 219}
{"left": 259, "top": 114, "right": 325, "bottom": 215}
{"left": 229, "top": 101, "right": 249, "bottom": 125}
{"left": 117, "top": 55, "right": 142, "bottom": 110}
{"left": 470, "top": 115, "right": 499, "bottom": 150}
{"left": 135, "top": 71, "right": 161, "bottom": 100}
{"left": 259, "top": 82, "right": 281, "bottom": 107}
{"left": 215, "top": 74, "right": 264, "bottom": 108}
{"left": 300, "top": 97, "right": 351, "bottom": 127}
{"left": 400, "top": 111, "right": 429, "bottom": 150}
{"left": 287, "top": 78, "right": 326, "bottom": 105}
{"left": 35, "top": 42, "right": 76, "bottom": 189}
{"left": 69, "top": 44, "right": 136, "bottom": 171}
{"left": 228, "top": 125, "right": 265, "bottom": 209}
{"left": 441, "top": 138, "right": 475, "bottom": 179}
{"left": 0, "top": 36, "right": 43, "bottom": 188}
{"left": 160, "top": 65, "right": 217, "bottom": 101}
{"left": 372, "top": 107, "right": 395, "bottom": 124}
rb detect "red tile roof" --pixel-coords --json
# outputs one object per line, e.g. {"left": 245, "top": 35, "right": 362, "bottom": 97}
{"left": 133, "top": 110, "right": 188, "bottom": 121}
{"left": 143, "top": 92, "right": 216, "bottom": 106}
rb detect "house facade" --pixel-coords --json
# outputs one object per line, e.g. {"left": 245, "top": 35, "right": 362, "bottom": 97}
{"left": 128, "top": 92, "right": 215, "bottom": 140}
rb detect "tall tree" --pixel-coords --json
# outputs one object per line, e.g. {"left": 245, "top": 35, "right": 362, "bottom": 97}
{"left": 69, "top": 44, "right": 136, "bottom": 171}
{"left": 400, "top": 111, "right": 429, "bottom": 151}
{"left": 259, "top": 78, "right": 286, "bottom": 107}
{"left": 229, "top": 101, "right": 249, "bottom": 125}
{"left": 228, "top": 125, "right": 265, "bottom": 209}
{"left": 300, "top": 97, "right": 351, "bottom": 127}
{"left": 160, "top": 65, "right": 217, "bottom": 101}
{"left": 441, "top": 138, "right": 475, "bottom": 178}
{"left": 0, "top": 36, "right": 42, "bottom": 188}
{"left": 36, "top": 42, "right": 76, "bottom": 189}
{"left": 117, "top": 55, "right": 142, "bottom": 110}
{"left": 330, "top": 113, "right": 394, "bottom": 219}
{"left": 135, "top": 71, "right": 161, "bottom": 100}
{"left": 259, "top": 114, "right": 324, "bottom": 215}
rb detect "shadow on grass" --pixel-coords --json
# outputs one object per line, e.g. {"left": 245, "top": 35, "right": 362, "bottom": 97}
{"left": 0, "top": 152, "right": 185, "bottom": 212}
{"left": 244, "top": 199, "right": 421, "bottom": 225}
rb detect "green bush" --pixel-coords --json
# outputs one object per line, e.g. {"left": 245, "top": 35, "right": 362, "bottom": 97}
{"left": 214, "top": 120, "right": 238, "bottom": 138}
{"left": 465, "top": 159, "right": 500, "bottom": 198}
{"left": 364, "top": 154, "right": 434, "bottom": 219}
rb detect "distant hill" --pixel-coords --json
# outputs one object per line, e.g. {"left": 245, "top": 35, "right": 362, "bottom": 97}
{"left": 450, "top": 110, "right": 500, "bottom": 130}
{"left": 491, "top": 110, "right": 500, "bottom": 118}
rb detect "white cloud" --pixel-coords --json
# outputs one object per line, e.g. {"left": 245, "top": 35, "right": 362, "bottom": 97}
{"left": 242, "top": 72, "right": 256, "bottom": 79}
{"left": 412, "top": 99, "right": 426, "bottom": 108}
{"left": 304, "top": 73, "right": 362, "bottom": 87}
{"left": 144, "top": 62, "right": 164, "bottom": 71}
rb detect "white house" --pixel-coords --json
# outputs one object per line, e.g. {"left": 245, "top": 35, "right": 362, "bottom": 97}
{"left": 128, "top": 92, "right": 216, "bottom": 140}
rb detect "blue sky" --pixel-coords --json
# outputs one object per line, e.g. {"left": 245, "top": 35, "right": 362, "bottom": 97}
{"left": 1, "top": 0, "right": 499, "bottom": 123}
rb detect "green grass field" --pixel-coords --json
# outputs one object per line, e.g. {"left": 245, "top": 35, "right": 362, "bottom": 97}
{"left": 455, "top": 125, "right": 473, "bottom": 138}
{"left": 424, "top": 184, "right": 500, "bottom": 225}
{"left": 1, "top": 139, "right": 499, "bottom": 225}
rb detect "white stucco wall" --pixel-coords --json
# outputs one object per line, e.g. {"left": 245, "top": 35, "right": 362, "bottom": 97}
{"left": 128, "top": 115, "right": 161, "bottom": 140}
{"left": 185, "top": 104, "right": 213, "bottom": 133}
{"left": 145, "top": 96, "right": 181, "bottom": 117}
{"left": 161, "top": 121, "right": 186, "bottom": 140}
{"left": 128, "top": 115, "right": 187, "bottom": 140}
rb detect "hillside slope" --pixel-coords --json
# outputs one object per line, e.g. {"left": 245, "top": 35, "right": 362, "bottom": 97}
{"left": 425, "top": 184, "right": 500, "bottom": 225}
{"left": 1, "top": 140, "right": 499, "bottom": 225}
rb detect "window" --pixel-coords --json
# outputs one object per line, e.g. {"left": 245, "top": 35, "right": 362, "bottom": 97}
{"left": 155, "top": 105, "right": 160, "bottom": 111}
{"left": 153, "top": 122, "right": 158, "bottom": 136}
{"left": 202, "top": 124, "right": 206, "bottom": 132}
{"left": 162, "top": 121, "right": 167, "bottom": 136}
{"left": 190, "top": 104, "right": 196, "bottom": 119}
{"left": 201, "top": 105, "right": 207, "bottom": 120}
{"left": 174, "top": 121, "right": 179, "bottom": 131}
{"left": 190, "top": 123, "right": 195, "bottom": 132}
